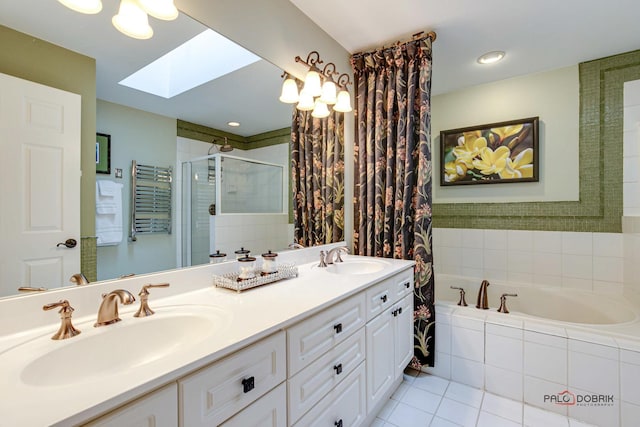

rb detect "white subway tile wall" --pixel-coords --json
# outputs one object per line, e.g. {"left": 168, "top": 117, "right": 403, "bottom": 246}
{"left": 624, "top": 80, "right": 640, "bottom": 216}
{"left": 433, "top": 228, "right": 624, "bottom": 293}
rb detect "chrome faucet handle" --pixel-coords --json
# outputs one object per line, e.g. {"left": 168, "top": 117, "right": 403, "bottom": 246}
{"left": 318, "top": 250, "right": 328, "bottom": 268}
{"left": 497, "top": 293, "right": 518, "bottom": 314}
{"left": 94, "top": 289, "right": 136, "bottom": 327}
{"left": 450, "top": 286, "right": 468, "bottom": 306}
{"left": 134, "top": 283, "right": 170, "bottom": 318}
{"left": 334, "top": 247, "right": 349, "bottom": 263}
{"left": 43, "top": 300, "right": 81, "bottom": 340}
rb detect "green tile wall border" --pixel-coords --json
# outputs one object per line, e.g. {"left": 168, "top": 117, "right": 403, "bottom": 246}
{"left": 432, "top": 49, "right": 640, "bottom": 232}
{"left": 81, "top": 237, "right": 97, "bottom": 282}
{"left": 177, "top": 119, "right": 290, "bottom": 150}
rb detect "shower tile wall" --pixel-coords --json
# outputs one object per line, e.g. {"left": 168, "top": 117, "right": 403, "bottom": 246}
{"left": 433, "top": 228, "right": 624, "bottom": 293}
{"left": 212, "top": 214, "right": 291, "bottom": 258}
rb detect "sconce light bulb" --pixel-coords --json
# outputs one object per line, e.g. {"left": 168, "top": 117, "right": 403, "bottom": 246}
{"left": 302, "top": 70, "right": 322, "bottom": 97}
{"left": 311, "top": 100, "right": 331, "bottom": 118}
{"left": 333, "top": 90, "right": 353, "bottom": 113}
{"left": 279, "top": 77, "right": 300, "bottom": 104}
{"left": 296, "top": 90, "right": 315, "bottom": 111}
{"left": 112, "top": 0, "right": 154, "bottom": 40}
{"left": 138, "top": 0, "right": 179, "bottom": 21}
{"left": 57, "top": 0, "right": 103, "bottom": 14}
{"left": 320, "top": 80, "right": 337, "bottom": 105}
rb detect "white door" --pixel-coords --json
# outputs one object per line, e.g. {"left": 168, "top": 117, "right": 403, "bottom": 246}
{"left": 0, "top": 72, "right": 81, "bottom": 296}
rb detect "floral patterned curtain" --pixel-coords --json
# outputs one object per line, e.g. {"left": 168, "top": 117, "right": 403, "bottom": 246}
{"left": 291, "top": 109, "right": 345, "bottom": 246}
{"left": 351, "top": 36, "right": 435, "bottom": 368}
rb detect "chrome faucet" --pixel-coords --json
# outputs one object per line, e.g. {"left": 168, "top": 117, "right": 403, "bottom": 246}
{"left": 43, "top": 300, "right": 81, "bottom": 340}
{"left": 325, "top": 246, "right": 349, "bottom": 264}
{"left": 318, "top": 250, "right": 328, "bottom": 267}
{"left": 69, "top": 273, "right": 90, "bottom": 285}
{"left": 94, "top": 289, "right": 136, "bottom": 327}
{"left": 476, "top": 280, "right": 490, "bottom": 310}
{"left": 134, "top": 283, "right": 170, "bottom": 317}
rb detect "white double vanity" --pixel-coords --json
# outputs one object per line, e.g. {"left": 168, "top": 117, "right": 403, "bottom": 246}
{"left": 0, "top": 243, "right": 414, "bottom": 426}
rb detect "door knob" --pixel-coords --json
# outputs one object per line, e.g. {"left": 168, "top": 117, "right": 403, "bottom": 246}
{"left": 57, "top": 239, "right": 77, "bottom": 248}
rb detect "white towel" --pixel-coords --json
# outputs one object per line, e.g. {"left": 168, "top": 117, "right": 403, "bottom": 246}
{"left": 97, "top": 179, "right": 118, "bottom": 197}
{"left": 96, "top": 181, "right": 123, "bottom": 246}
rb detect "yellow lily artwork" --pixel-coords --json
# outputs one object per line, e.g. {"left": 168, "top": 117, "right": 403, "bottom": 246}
{"left": 440, "top": 117, "right": 539, "bottom": 185}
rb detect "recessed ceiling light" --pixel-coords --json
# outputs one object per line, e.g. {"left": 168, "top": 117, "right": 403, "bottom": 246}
{"left": 477, "top": 51, "right": 505, "bottom": 65}
{"left": 227, "top": 121, "right": 240, "bottom": 127}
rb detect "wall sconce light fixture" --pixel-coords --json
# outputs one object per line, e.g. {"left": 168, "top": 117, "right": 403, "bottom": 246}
{"left": 57, "top": 0, "right": 178, "bottom": 40}
{"left": 279, "top": 51, "right": 352, "bottom": 118}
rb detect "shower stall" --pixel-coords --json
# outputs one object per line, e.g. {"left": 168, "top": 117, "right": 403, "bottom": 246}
{"left": 181, "top": 153, "right": 288, "bottom": 266}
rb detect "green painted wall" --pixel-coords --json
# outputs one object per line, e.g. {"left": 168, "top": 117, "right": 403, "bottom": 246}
{"left": 432, "top": 49, "right": 640, "bottom": 232}
{"left": 0, "top": 24, "right": 96, "bottom": 238}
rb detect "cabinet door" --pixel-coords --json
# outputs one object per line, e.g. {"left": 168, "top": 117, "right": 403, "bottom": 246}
{"left": 288, "top": 293, "right": 366, "bottom": 375}
{"left": 82, "top": 383, "right": 177, "bottom": 427}
{"left": 288, "top": 328, "right": 365, "bottom": 423}
{"left": 179, "top": 331, "right": 286, "bottom": 427}
{"left": 365, "top": 307, "right": 395, "bottom": 411}
{"left": 393, "top": 294, "right": 414, "bottom": 377}
{"left": 365, "top": 278, "right": 394, "bottom": 321}
{"left": 221, "top": 382, "right": 286, "bottom": 427}
{"left": 293, "top": 363, "right": 367, "bottom": 427}
{"left": 392, "top": 270, "right": 414, "bottom": 302}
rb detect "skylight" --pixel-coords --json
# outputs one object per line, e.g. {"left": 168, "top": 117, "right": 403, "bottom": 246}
{"left": 119, "top": 29, "right": 261, "bottom": 98}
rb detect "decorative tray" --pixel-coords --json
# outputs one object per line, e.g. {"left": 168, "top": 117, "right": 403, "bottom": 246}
{"left": 213, "top": 262, "right": 299, "bottom": 292}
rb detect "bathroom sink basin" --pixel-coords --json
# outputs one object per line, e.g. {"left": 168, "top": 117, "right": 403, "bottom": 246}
{"left": 325, "top": 259, "right": 387, "bottom": 275}
{"left": 13, "top": 305, "right": 231, "bottom": 387}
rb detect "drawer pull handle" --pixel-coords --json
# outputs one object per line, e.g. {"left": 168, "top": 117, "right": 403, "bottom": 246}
{"left": 381, "top": 294, "right": 388, "bottom": 303}
{"left": 405, "top": 281, "right": 411, "bottom": 289}
{"left": 392, "top": 309, "right": 398, "bottom": 317}
{"left": 335, "top": 420, "right": 343, "bottom": 427}
{"left": 241, "top": 376, "right": 255, "bottom": 393}
{"left": 398, "top": 307, "right": 402, "bottom": 314}
{"left": 333, "top": 323, "right": 343, "bottom": 334}
{"left": 333, "top": 363, "right": 343, "bottom": 375}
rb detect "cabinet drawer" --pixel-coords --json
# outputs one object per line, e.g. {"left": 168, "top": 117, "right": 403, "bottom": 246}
{"left": 179, "top": 331, "right": 286, "bottom": 427}
{"left": 288, "top": 293, "right": 366, "bottom": 375}
{"left": 392, "top": 269, "right": 414, "bottom": 302}
{"left": 220, "top": 382, "right": 286, "bottom": 427}
{"left": 293, "top": 362, "right": 367, "bottom": 427}
{"left": 83, "top": 383, "right": 177, "bottom": 427}
{"left": 288, "top": 328, "right": 365, "bottom": 423}
{"left": 365, "top": 278, "right": 394, "bottom": 321}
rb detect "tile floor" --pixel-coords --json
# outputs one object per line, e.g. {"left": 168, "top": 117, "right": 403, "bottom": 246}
{"left": 371, "top": 371, "right": 597, "bottom": 427}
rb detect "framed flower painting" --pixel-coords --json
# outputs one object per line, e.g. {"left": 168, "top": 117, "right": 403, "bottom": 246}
{"left": 440, "top": 117, "right": 539, "bottom": 186}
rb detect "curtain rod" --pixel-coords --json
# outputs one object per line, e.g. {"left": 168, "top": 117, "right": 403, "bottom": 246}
{"left": 353, "top": 30, "right": 437, "bottom": 57}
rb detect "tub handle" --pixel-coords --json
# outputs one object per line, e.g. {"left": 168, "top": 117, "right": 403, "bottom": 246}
{"left": 497, "top": 293, "right": 518, "bottom": 314}
{"left": 450, "top": 286, "right": 468, "bottom": 307}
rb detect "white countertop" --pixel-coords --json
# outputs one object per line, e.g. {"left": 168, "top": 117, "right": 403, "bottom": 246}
{"left": 0, "top": 252, "right": 414, "bottom": 426}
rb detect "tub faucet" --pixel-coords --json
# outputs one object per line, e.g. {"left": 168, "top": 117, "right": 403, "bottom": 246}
{"left": 95, "top": 289, "right": 135, "bottom": 327}
{"left": 450, "top": 286, "right": 468, "bottom": 306}
{"left": 497, "top": 293, "right": 518, "bottom": 314}
{"left": 476, "top": 280, "right": 490, "bottom": 310}
{"left": 326, "top": 246, "right": 349, "bottom": 264}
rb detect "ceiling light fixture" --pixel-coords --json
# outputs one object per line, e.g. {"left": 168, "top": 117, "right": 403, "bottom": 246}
{"left": 57, "top": 0, "right": 103, "bottom": 14}
{"left": 112, "top": 0, "right": 153, "bottom": 39}
{"left": 227, "top": 121, "right": 240, "bottom": 127}
{"left": 279, "top": 51, "right": 352, "bottom": 118}
{"left": 477, "top": 51, "right": 505, "bottom": 65}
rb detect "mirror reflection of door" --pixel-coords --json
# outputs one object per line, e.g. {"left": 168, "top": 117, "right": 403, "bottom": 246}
{"left": 0, "top": 72, "right": 81, "bottom": 297}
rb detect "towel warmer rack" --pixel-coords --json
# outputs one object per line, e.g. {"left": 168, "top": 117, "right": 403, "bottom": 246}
{"left": 130, "top": 160, "right": 172, "bottom": 241}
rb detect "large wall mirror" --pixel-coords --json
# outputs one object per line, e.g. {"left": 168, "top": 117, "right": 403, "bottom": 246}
{"left": 0, "top": 0, "right": 294, "bottom": 298}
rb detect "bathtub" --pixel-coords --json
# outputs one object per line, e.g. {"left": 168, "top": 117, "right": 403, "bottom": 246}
{"left": 435, "top": 276, "right": 638, "bottom": 325}
{"left": 427, "top": 274, "right": 640, "bottom": 427}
